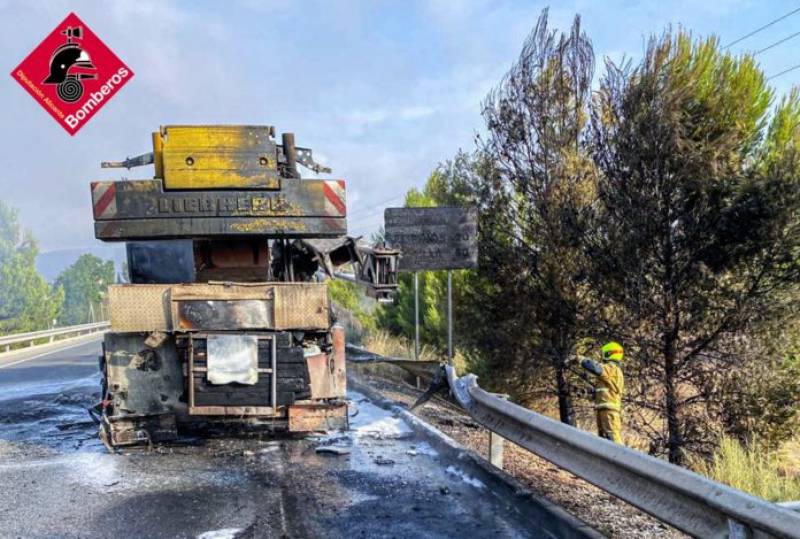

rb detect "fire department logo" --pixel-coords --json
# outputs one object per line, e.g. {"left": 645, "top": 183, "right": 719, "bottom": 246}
{"left": 11, "top": 13, "right": 133, "bottom": 135}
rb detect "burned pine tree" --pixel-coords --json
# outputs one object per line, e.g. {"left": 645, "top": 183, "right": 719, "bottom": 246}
{"left": 479, "top": 9, "right": 597, "bottom": 425}
{"left": 588, "top": 34, "right": 800, "bottom": 463}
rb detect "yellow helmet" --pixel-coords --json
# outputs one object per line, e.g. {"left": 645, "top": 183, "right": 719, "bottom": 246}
{"left": 602, "top": 341, "right": 623, "bottom": 361}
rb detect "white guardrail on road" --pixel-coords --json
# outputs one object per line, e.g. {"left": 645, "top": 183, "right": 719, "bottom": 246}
{"left": 444, "top": 366, "right": 800, "bottom": 539}
{"left": 0, "top": 321, "right": 109, "bottom": 353}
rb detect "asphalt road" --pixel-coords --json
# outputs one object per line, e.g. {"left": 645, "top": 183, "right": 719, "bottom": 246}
{"left": 0, "top": 338, "right": 549, "bottom": 539}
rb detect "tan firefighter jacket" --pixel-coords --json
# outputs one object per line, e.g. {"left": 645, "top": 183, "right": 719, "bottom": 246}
{"left": 580, "top": 359, "right": 624, "bottom": 412}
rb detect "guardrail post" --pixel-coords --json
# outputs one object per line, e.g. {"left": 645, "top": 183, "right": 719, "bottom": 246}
{"left": 727, "top": 519, "right": 750, "bottom": 539}
{"left": 489, "top": 430, "right": 505, "bottom": 469}
{"left": 488, "top": 392, "right": 509, "bottom": 469}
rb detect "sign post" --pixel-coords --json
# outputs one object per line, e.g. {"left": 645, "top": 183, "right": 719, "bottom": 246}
{"left": 414, "top": 271, "right": 421, "bottom": 387}
{"left": 447, "top": 270, "right": 453, "bottom": 365}
{"left": 385, "top": 207, "right": 478, "bottom": 368}
{"left": 414, "top": 271, "right": 420, "bottom": 361}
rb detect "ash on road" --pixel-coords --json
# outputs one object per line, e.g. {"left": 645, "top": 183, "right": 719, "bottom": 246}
{"left": 0, "top": 339, "right": 546, "bottom": 539}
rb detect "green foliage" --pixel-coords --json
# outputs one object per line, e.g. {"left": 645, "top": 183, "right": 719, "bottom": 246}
{"left": 377, "top": 269, "right": 448, "bottom": 352}
{"left": 54, "top": 254, "right": 114, "bottom": 325}
{"left": 327, "top": 278, "right": 376, "bottom": 342}
{"left": 718, "top": 354, "right": 800, "bottom": 447}
{"left": 0, "top": 201, "right": 62, "bottom": 334}
{"left": 375, "top": 150, "right": 481, "bottom": 358}
{"left": 589, "top": 30, "right": 800, "bottom": 462}
{"left": 374, "top": 11, "right": 800, "bottom": 465}
{"left": 716, "top": 321, "right": 800, "bottom": 447}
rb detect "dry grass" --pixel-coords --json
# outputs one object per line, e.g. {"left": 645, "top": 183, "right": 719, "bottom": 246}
{"left": 362, "top": 330, "right": 423, "bottom": 359}
{"left": 361, "top": 329, "right": 469, "bottom": 373}
{"left": 689, "top": 436, "right": 800, "bottom": 502}
{"left": 780, "top": 437, "right": 800, "bottom": 477}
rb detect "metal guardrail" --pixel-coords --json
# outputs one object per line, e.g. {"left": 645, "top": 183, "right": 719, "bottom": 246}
{"left": 779, "top": 501, "right": 800, "bottom": 512}
{"left": 0, "top": 321, "right": 109, "bottom": 352}
{"left": 445, "top": 366, "right": 800, "bottom": 539}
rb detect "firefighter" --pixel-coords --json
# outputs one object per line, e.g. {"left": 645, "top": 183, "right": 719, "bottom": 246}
{"left": 580, "top": 341, "right": 624, "bottom": 444}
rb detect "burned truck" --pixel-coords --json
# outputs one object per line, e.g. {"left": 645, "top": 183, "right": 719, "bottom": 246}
{"left": 90, "top": 125, "right": 398, "bottom": 448}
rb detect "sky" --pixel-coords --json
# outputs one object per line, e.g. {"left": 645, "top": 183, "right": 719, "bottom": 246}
{"left": 1, "top": 0, "right": 800, "bottom": 256}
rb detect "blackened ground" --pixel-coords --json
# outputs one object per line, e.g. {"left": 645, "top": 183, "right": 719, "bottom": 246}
{"left": 0, "top": 338, "right": 559, "bottom": 539}
{"left": 348, "top": 364, "right": 684, "bottom": 539}
{"left": 0, "top": 338, "right": 103, "bottom": 452}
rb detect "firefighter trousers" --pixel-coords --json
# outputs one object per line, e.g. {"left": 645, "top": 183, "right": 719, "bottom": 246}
{"left": 596, "top": 409, "right": 622, "bottom": 444}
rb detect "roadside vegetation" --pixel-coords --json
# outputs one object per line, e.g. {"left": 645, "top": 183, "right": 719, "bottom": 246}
{"left": 0, "top": 7, "right": 797, "bottom": 504}
{"left": 689, "top": 436, "right": 800, "bottom": 502}
{"left": 0, "top": 201, "right": 62, "bottom": 334}
{"left": 344, "top": 9, "right": 800, "bottom": 498}
{"left": 55, "top": 254, "right": 114, "bottom": 325}
{"left": 0, "top": 200, "right": 115, "bottom": 334}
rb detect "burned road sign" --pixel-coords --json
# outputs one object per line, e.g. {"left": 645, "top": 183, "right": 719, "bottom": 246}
{"left": 384, "top": 207, "right": 478, "bottom": 271}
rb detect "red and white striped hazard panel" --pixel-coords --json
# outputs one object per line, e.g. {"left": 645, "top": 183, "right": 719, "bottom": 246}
{"left": 91, "top": 181, "right": 117, "bottom": 220}
{"left": 323, "top": 180, "right": 346, "bottom": 217}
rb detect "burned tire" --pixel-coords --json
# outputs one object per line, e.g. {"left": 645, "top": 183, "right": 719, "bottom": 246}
{"left": 57, "top": 77, "right": 83, "bottom": 103}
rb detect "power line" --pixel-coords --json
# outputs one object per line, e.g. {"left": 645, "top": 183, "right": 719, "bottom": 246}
{"left": 348, "top": 212, "right": 388, "bottom": 229}
{"left": 347, "top": 206, "right": 391, "bottom": 224}
{"left": 753, "top": 29, "right": 800, "bottom": 56}
{"left": 768, "top": 63, "right": 800, "bottom": 80}
{"left": 346, "top": 191, "right": 407, "bottom": 219}
{"left": 348, "top": 211, "right": 388, "bottom": 227}
{"left": 723, "top": 6, "right": 800, "bottom": 49}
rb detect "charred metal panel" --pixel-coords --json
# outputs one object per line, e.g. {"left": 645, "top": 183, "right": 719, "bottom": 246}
{"left": 307, "top": 353, "right": 335, "bottom": 399}
{"left": 108, "top": 284, "right": 171, "bottom": 332}
{"left": 299, "top": 237, "right": 360, "bottom": 276}
{"left": 178, "top": 333, "right": 310, "bottom": 412}
{"left": 90, "top": 178, "right": 347, "bottom": 241}
{"left": 127, "top": 240, "right": 195, "bottom": 284}
{"left": 385, "top": 206, "right": 478, "bottom": 271}
{"left": 104, "top": 332, "right": 185, "bottom": 416}
{"left": 170, "top": 283, "right": 274, "bottom": 300}
{"left": 95, "top": 215, "right": 346, "bottom": 240}
{"left": 273, "top": 341, "right": 312, "bottom": 405}
{"left": 194, "top": 239, "right": 270, "bottom": 282}
{"left": 188, "top": 336, "right": 273, "bottom": 409}
{"left": 109, "top": 283, "right": 329, "bottom": 332}
{"left": 159, "top": 125, "right": 280, "bottom": 190}
{"left": 273, "top": 283, "right": 329, "bottom": 330}
{"left": 288, "top": 403, "right": 348, "bottom": 432}
{"left": 91, "top": 179, "right": 347, "bottom": 221}
{"left": 308, "top": 325, "right": 346, "bottom": 399}
{"left": 107, "top": 413, "right": 177, "bottom": 446}
{"left": 176, "top": 300, "right": 273, "bottom": 330}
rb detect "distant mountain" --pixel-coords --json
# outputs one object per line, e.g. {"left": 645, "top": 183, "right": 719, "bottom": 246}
{"left": 36, "top": 245, "right": 127, "bottom": 282}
